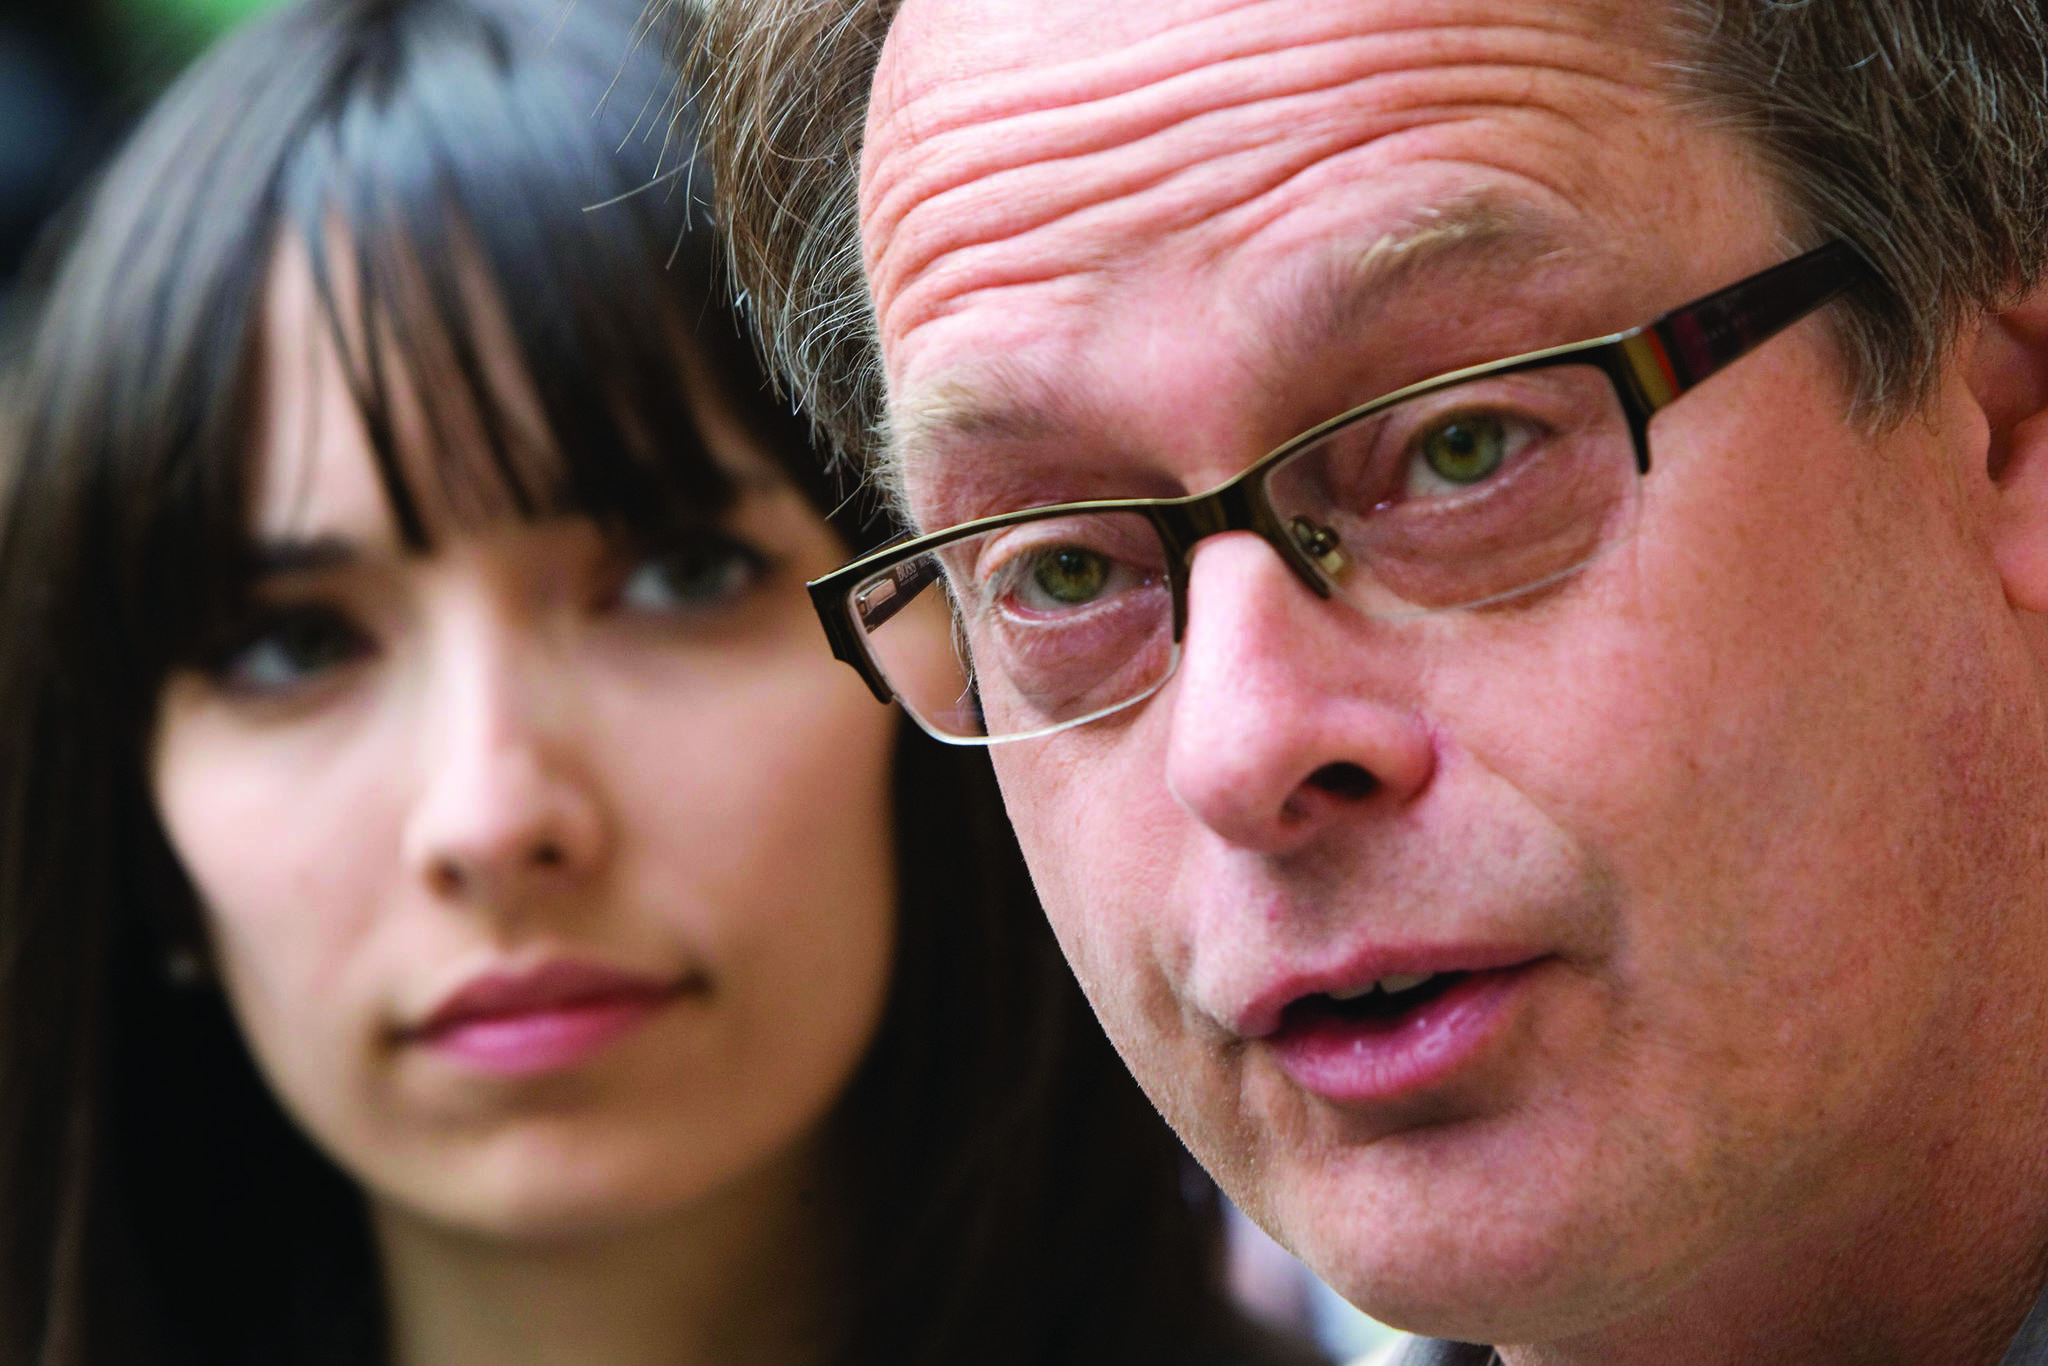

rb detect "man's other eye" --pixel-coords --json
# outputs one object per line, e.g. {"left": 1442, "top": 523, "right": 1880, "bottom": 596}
{"left": 1004, "top": 544, "right": 1163, "bottom": 616}
{"left": 969, "top": 516, "right": 1169, "bottom": 620}
{"left": 616, "top": 534, "right": 770, "bottom": 614}
{"left": 1406, "top": 412, "right": 1529, "bottom": 494}
{"left": 209, "top": 605, "right": 371, "bottom": 694}
{"left": 1025, "top": 548, "right": 1112, "bottom": 608}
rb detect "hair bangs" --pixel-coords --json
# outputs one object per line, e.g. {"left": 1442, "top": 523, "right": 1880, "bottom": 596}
{"left": 56, "top": 0, "right": 846, "bottom": 696}
{"left": 271, "top": 0, "right": 740, "bottom": 554}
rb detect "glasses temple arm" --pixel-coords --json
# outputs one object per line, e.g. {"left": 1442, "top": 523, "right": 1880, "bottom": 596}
{"left": 848, "top": 556, "right": 942, "bottom": 633}
{"left": 1645, "top": 241, "right": 1871, "bottom": 397}
{"left": 808, "top": 553, "right": 949, "bottom": 704}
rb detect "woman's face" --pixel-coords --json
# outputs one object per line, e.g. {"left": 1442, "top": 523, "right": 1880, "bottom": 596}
{"left": 151, "top": 259, "right": 899, "bottom": 1241}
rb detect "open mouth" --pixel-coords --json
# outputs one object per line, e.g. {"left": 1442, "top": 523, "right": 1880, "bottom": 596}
{"left": 1282, "top": 971, "right": 1469, "bottom": 1031}
{"left": 1264, "top": 961, "right": 1543, "bottom": 1105}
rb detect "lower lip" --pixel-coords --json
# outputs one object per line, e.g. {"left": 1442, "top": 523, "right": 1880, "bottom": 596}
{"left": 1265, "top": 964, "right": 1540, "bottom": 1105}
{"left": 419, "top": 995, "right": 673, "bottom": 1076}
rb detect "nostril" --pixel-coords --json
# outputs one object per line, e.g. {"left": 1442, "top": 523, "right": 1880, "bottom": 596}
{"left": 429, "top": 859, "right": 467, "bottom": 897}
{"left": 1306, "top": 762, "right": 1377, "bottom": 801}
{"left": 532, "top": 841, "right": 565, "bottom": 869}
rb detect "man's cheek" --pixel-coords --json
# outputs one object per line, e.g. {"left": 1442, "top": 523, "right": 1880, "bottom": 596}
{"left": 1031, "top": 823, "right": 1156, "bottom": 1007}
{"left": 997, "top": 753, "right": 1188, "bottom": 1034}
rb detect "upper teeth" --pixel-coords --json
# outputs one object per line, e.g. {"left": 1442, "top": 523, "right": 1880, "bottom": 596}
{"left": 1330, "top": 972, "right": 1434, "bottom": 1002}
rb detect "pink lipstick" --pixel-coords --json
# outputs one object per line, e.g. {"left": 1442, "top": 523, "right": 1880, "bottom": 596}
{"left": 411, "top": 961, "right": 690, "bottom": 1076}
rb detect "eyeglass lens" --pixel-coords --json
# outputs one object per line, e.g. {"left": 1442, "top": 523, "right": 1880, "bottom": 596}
{"left": 848, "top": 359, "right": 1643, "bottom": 742}
{"left": 1263, "top": 360, "right": 1640, "bottom": 615}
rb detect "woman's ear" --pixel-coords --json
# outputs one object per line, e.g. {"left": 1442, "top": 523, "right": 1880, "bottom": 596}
{"left": 1977, "top": 291, "right": 2048, "bottom": 612}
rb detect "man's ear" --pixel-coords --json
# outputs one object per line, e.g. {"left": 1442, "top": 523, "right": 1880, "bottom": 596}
{"left": 1977, "top": 291, "right": 2048, "bottom": 613}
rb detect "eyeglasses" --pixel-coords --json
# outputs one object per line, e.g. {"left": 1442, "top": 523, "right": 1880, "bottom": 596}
{"left": 810, "top": 243, "right": 1870, "bottom": 745}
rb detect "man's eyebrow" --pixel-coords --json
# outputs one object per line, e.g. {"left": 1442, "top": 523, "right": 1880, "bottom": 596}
{"left": 891, "top": 361, "right": 1104, "bottom": 481}
{"left": 887, "top": 363, "right": 1127, "bottom": 523}
{"left": 1257, "top": 200, "right": 1567, "bottom": 367}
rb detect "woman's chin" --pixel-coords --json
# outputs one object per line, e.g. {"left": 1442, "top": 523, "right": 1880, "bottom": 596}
{"left": 366, "top": 1118, "right": 830, "bottom": 1248}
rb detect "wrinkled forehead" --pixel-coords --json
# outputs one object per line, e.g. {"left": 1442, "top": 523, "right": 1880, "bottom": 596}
{"left": 864, "top": 0, "right": 1666, "bottom": 119}
{"left": 863, "top": 0, "right": 1680, "bottom": 249}
{"left": 860, "top": 0, "right": 1748, "bottom": 517}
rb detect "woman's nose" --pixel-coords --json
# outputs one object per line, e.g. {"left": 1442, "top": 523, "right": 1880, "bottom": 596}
{"left": 401, "top": 646, "right": 611, "bottom": 910}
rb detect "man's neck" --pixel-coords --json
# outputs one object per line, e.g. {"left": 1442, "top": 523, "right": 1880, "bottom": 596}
{"left": 373, "top": 1140, "right": 846, "bottom": 1366}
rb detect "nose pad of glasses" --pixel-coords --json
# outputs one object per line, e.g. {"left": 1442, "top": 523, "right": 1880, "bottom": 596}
{"left": 1286, "top": 514, "right": 1348, "bottom": 578}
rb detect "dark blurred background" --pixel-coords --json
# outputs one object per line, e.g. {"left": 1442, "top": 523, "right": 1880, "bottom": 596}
{"left": 0, "top": 0, "right": 288, "bottom": 343}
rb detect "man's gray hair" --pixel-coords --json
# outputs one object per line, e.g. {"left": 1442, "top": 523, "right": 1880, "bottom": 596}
{"left": 683, "top": 0, "right": 2048, "bottom": 467}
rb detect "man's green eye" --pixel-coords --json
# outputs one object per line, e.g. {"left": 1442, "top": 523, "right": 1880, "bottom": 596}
{"left": 1032, "top": 548, "right": 1111, "bottom": 605}
{"left": 1420, "top": 415, "right": 1509, "bottom": 485}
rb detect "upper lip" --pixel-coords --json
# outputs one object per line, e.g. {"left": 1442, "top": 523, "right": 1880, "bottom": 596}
{"left": 410, "top": 959, "right": 689, "bottom": 1039}
{"left": 1232, "top": 944, "right": 1548, "bottom": 1039}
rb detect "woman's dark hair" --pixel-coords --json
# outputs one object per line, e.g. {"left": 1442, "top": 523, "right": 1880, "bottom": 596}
{"left": 0, "top": 2, "right": 1318, "bottom": 1364}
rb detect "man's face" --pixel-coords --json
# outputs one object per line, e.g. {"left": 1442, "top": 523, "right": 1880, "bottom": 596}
{"left": 864, "top": 0, "right": 2048, "bottom": 1345}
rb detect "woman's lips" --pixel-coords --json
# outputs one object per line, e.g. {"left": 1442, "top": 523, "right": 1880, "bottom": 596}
{"left": 409, "top": 961, "right": 695, "bottom": 1077}
{"left": 1264, "top": 960, "right": 1545, "bottom": 1106}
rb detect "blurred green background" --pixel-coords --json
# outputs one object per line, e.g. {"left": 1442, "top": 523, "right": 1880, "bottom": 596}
{"left": 110, "top": 0, "right": 292, "bottom": 72}
{"left": 130, "top": 0, "right": 289, "bottom": 39}
{"left": 1, "top": 0, "right": 289, "bottom": 318}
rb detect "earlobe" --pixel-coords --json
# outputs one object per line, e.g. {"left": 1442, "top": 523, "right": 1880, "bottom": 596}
{"left": 1975, "top": 297, "right": 2048, "bottom": 612}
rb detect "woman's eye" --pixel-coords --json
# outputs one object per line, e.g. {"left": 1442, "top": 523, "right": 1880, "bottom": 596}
{"left": 211, "top": 606, "right": 370, "bottom": 694}
{"left": 616, "top": 536, "right": 768, "bottom": 613}
{"left": 1405, "top": 412, "right": 1526, "bottom": 494}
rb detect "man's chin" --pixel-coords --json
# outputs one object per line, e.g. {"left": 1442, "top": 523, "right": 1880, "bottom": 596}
{"left": 1301, "top": 1227, "right": 1667, "bottom": 1350}
{"left": 1239, "top": 1110, "right": 1706, "bottom": 1350}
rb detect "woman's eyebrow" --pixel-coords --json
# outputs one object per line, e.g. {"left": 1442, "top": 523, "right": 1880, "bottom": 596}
{"left": 246, "top": 535, "right": 365, "bottom": 578}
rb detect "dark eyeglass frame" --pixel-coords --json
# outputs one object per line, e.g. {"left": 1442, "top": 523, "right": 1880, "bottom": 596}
{"left": 810, "top": 242, "right": 1871, "bottom": 718}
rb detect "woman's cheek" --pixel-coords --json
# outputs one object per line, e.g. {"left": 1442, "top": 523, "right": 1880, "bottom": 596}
{"left": 610, "top": 639, "right": 901, "bottom": 1055}
{"left": 152, "top": 683, "right": 410, "bottom": 1154}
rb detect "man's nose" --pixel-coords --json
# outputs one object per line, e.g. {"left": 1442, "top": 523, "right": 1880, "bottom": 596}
{"left": 401, "top": 643, "right": 610, "bottom": 910}
{"left": 1163, "top": 533, "right": 1435, "bottom": 855}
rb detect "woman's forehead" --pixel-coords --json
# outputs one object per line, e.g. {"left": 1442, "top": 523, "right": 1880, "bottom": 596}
{"left": 251, "top": 230, "right": 766, "bottom": 555}
{"left": 250, "top": 242, "right": 413, "bottom": 553}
